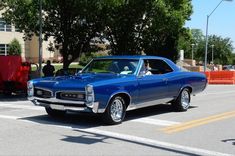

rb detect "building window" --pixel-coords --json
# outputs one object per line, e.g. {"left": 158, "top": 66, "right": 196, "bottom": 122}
{"left": 0, "top": 18, "right": 12, "bottom": 32}
{"left": 0, "top": 19, "right": 5, "bottom": 31}
{"left": 6, "top": 24, "right": 12, "bottom": 32}
{"left": 0, "top": 44, "right": 9, "bottom": 55}
{"left": 15, "top": 27, "right": 20, "bottom": 32}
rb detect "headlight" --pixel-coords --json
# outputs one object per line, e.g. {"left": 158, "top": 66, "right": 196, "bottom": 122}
{"left": 86, "top": 95, "right": 94, "bottom": 102}
{"left": 85, "top": 84, "right": 94, "bottom": 108}
{"left": 27, "top": 81, "right": 34, "bottom": 97}
{"left": 86, "top": 85, "right": 93, "bottom": 94}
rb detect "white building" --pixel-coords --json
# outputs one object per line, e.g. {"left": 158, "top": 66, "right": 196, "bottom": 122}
{"left": 0, "top": 10, "right": 60, "bottom": 63}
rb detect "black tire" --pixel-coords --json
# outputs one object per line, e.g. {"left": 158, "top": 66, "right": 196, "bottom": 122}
{"left": 103, "top": 96, "right": 126, "bottom": 125}
{"left": 172, "top": 88, "right": 191, "bottom": 112}
{"left": 45, "top": 107, "right": 66, "bottom": 118}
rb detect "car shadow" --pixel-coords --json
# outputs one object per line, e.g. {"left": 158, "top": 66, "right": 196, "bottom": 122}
{"left": 20, "top": 103, "right": 197, "bottom": 129}
{"left": 20, "top": 112, "right": 103, "bottom": 129}
{"left": 125, "top": 104, "right": 197, "bottom": 122}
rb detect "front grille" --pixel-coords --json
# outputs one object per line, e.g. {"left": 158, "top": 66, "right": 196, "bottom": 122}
{"left": 56, "top": 91, "right": 85, "bottom": 101}
{"left": 34, "top": 88, "right": 52, "bottom": 98}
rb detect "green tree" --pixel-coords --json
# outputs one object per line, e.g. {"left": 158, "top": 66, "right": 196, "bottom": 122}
{"left": 142, "top": 0, "right": 193, "bottom": 61}
{"left": 104, "top": 0, "right": 193, "bottom": 61}
{"left": 0, "top": 0, "right": 104, "bottom": 69}
{"left": 193, "top": 34, "right": 233, "bottom": 65}
{"left": 8, "top": 38, "right": 22, "bottom": 55}
{"left": 1, "top": 0, "right": 193, "bottom": 66}
{"left": 207, "top": 35, "right": 233, "bottom": 65}
{"left": 177, "top": 28, "right": 193, "bottom": 59}
{"left": 178, "top": 29, "right": 205, "bottom": 60}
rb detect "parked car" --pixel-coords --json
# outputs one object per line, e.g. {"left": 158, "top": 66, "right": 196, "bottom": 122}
{"left": 222, "top": 65, "right": 235, "bottom": 71}
{"left": 28, "top": 55, "right": 207, "bottom": 124}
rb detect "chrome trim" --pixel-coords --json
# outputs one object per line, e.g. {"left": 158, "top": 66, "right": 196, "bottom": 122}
{"left": 32, "top": 99, "right": 100, "bottom": 113}
{"left": 92, "top": 102, "right": 99, "bottom": 113}
{"left": 103, "top": 91, "right": 132, "bottom": 113}
{"left": 127, "top": 98, "right": 173, "bottom": 111}
{"left": 33, "top": 100, "right": 87, "bottom": 111}
{"left": 55, "top": 90, "right": 85, "bottom": 94}
{"left": 30, "top": 96, "right": 85, "bottom": 105}
{"left": 97, "top": 108, "right": 105, "bottom": 113}
{"left": 56, "top": 91, "right": 85, "bottom": 101}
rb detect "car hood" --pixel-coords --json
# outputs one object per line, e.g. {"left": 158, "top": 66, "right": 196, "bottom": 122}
{"left": 33, "top": 73, "right": 134, "bottom": 91}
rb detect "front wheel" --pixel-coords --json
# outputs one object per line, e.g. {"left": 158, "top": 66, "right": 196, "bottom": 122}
{"left": 103, "top": 96, "right": 126, "bottom": 125}
{"left": 45, "top": 107, "right": 66, "bottom": 118}
{"left": 172, "top": 88, "right": 191, "bottom": 112}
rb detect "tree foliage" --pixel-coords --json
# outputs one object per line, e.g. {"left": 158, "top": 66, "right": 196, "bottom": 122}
{"left": 178, "top": 28, "right": 234, "bottom": 65}
{"left": 205, "top": 35, "right": 233, "bottom": 65}
{"left": 8, "top": 38, "right": 22, "bottom": 55}
{"left": 0, "top": 0, "right": 193, "bottom": 68}
{"left": 1, "top": 0, "right": 104, "bottom": 68}
{"left": 103, "top": 0, "right": 193, "bottom": 61}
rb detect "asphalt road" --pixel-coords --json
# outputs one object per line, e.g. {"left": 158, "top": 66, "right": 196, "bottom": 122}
{"left": 0, "top": 85, "right": 235, "bottom": 156}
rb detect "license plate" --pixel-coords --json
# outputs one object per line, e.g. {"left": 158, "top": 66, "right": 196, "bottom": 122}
{"left": 50, "top": 104, "right": 65, "bottom": 110}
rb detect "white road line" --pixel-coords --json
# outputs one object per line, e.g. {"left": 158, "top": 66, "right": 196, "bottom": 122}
{"left": 0, "top": 103, "right": 43, "bottom": 110}
{"left": 0, "top": 115, "right": 233, "bottom": 156}
{"left": 131, "top": 117, "right": 180, "bottom": 126}
{"left": 0, "top": 115, "right": 19, "bottom": 120}
{"left": 198, "top": 90, "right": 235, "bottom": 96}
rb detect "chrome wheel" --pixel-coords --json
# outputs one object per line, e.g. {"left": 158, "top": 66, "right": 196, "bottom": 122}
{"left": 172, "top": 88, "right": 191, "bottom": 112}
{"left": 103, "top": 96, "right": 126, "bottom": 124}
{"left": 181, "top": 89, "right": 190, "bottom": 109}
{"left": 110, "top": 98, "right": 124, "bottom": 122}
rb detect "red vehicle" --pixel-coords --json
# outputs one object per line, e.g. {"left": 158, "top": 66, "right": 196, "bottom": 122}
{"left": 0, "top": 56, "right": 38, "bottom": 95}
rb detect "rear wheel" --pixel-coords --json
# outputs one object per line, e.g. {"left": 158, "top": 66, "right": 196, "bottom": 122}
{"left": 103, "top": 96, "right": 126, "bottom": 125}
{"left": 45, "top": 107, "right": 66, "bottom": 118}
{"left": 172, "top": 88, "right": 191, "bottom": 112}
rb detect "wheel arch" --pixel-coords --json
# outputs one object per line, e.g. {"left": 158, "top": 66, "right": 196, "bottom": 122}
{"left": 106, "top": 91, "right": 131, "bottom": 110}
{"left": 176, "top": 85, "right": 192, "bottom": 100}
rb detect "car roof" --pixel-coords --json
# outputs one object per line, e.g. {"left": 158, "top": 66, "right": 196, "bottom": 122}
{"left": 95, "top": 55, "right": 167, "bottom": 60}
{"left": 94, "top": 55, "right": 180, "bottom": 72}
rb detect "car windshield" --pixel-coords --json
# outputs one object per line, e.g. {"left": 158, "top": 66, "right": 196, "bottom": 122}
{"left": 82, "top": 59, "right": 139, "bottom": 75}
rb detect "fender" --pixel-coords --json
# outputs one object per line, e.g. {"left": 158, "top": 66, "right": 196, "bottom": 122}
{"left": 176, "top": 84, "right": 193, "bottom": 100}
{"left": 99, "top": 91, "right": 132, "bottom": 113}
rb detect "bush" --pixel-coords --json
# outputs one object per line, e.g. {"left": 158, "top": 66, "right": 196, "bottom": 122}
{"left": 8, "top": 38, "right": 22, "bottom": 55}
{"left": 79, "top": 52, "right": 108, "bottom": 66}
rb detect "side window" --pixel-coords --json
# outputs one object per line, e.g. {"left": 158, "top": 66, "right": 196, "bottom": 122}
{"left": 147, "top": 59, "right": 173, "bottom": 75}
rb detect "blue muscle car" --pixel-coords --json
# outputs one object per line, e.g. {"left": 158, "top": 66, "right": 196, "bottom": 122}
{"left": 28, "top": 56, "right": 207, "bottom": 124}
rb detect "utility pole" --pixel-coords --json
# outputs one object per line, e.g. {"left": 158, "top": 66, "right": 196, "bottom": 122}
{"left": 38, "top": 0, "right": 43, "bottom": 77}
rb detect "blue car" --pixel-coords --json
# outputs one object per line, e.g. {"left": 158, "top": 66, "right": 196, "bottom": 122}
{"left": 28, "top": 55, "right": 207, "bottom": 124}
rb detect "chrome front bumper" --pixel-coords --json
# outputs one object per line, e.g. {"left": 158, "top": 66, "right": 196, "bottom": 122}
{"left": 28, "top": 96, "right": 103, "bottom": 113}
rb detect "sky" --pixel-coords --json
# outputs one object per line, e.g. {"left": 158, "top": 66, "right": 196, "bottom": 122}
{"left": 185, "top": 0, "right": 235, "bottom": 48}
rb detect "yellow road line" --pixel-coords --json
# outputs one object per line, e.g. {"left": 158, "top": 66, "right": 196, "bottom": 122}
{"left": 162, "top": 110, "right": 235, "bottom": 134}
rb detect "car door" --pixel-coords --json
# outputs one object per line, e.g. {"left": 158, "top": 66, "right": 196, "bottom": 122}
{"left": 137, "top": 59, "right": 171, "bottom": 105}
